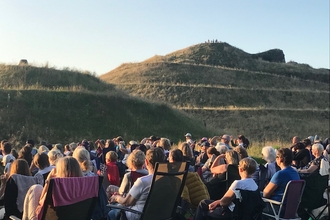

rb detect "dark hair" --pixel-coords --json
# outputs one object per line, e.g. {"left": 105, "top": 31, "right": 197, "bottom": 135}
{"left": 18, "top": 145, "right": 33, "bottom": 166}
{"left": 207, "top": 146, "right": 220, "bottom": 156}
{"left": 238, "top": 135, "right": 250, "bottom": 148}
{"left": 26, "top": 139, "right": 35, "bottom": 147}
{"left": 10, "top": 159, "right": 31, "bottom": 176}
{"left": 170, "top": 149, "right": 184, "bottom": 162}
{"left": 276, "top": 148, "right": 293, "bottom": 166}
{"left": 303, "top": 138, "right": 312, "bottom": 146}
{"left": 3, "top": 142, "right": 12, "bottom": 154}
{"left": 293, "top": 142, "right": 306, "bottom": 150}
{"left": 11, "top": 149, "right": 18, "bottom": 159}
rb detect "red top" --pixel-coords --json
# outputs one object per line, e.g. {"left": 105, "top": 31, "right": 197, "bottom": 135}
{"left": 106, "top": 162, "right": 120, "bottom": 186}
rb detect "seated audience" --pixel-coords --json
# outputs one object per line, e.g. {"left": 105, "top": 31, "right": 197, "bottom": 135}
{"left": 32, "top": 153, "right": 54, "bottom": 183}
{"left": 73, "top": 147, "right": 97, "bottom": 176}
{"left": 201, "top": 147, "right": 220, "bottom": 182}
{"left": 292, "top": 142, "right": 311, "bottom": 169}
{"left": 107, "top": 147, "right": 165, "bottom": 220}
{"left": 298, "top": 143, "right": 328, "bottom": 176}
{"left": 194, "top": 157, "right": 258, "bottom": 220}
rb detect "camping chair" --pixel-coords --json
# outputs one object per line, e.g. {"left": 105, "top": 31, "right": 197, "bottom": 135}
{"left": 298, "top": 172, "right": 329, "bottom": 220}
{"left": 107, "top": 162, "right": 189, "bottom": 220}
{"left": 207, "top": 189, "right": 265, "bottom": 220}
{"left": 206, "top": 164, "right": 240, "bottom": 200}
{"left": 38, "top": 175, "right": 100, "bottom": 220}
{"left": 4, "top": 174, "right": 44, "bottom": 219}
{"left": 262, "top": 180, "right": 305, "bottom": 220}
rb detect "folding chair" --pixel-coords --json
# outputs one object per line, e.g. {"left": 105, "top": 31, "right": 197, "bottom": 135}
{"left": 298, "top": 173, "right": 329, "bottom": 220}
{"left": 262, "top": 180, "right": 306, "bottom": 220}
{"left": 108, "top": 162, "right": 189, "bottom": 220}
{"left": 206, "top": 164, "right": 240, "bottom": 200}
{"left": 207, "top": 189, "right": 265, "bottom": 220}
{"left": 39, "top": 175, "right": 100, "bottom": 220}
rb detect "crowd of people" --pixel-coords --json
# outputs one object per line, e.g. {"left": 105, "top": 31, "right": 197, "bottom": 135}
{"left": 0, "top": 133, "right": 329, "bottom": 220}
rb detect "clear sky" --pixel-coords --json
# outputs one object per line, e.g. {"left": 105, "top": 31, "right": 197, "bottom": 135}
{"left": 1, "top": 1, "right": 329, "bottom": 75}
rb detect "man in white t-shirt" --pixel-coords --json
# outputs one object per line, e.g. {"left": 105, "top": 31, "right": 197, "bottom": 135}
{"left": 194, "top": 157, "right": 259, "bottom": 220}
{"left": 108, "top": 147, "right": 165, "bottom": 220}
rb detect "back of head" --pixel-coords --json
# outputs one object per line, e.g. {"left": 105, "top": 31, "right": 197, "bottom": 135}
{"left": 54, "top": 143, "right": 64, "bottom": 153}
{"left": 239, "top": 157, "right": 257, "bottom": 175}
{"left": 3, "top": 142, "right": 12, "bottom": 154}
{"left": 178, "top": 142, "right": 193, "bottom": 160}
{"left": 207, "top": 146, "right": 220, "bottom": 156}
{"left": 146, "top": 147, "right": 165, "bottom": 168}
{"left": 38, "top": 145, "right": 49, "bottom": 154}
{"left": 158, "top": 138, "right": 171, "bottom": 151}
{"left": 106, "top": 151, "right": 118, "bottom": 162}
{"left": 10, "top": 159, "right": 31, "bottom": 176}
{"left": 276, "top": 148, "right": 293, "bottom": 166}
{"left": 56, "top": 156, "right": 83, "bottom": 177}
{"left": 127, "top": 150, "right": 145, "bottom": 169}
{"left": 26, "top": 139, "right": 35, "bottom": 147}
{"left": 169, "top": 149, "right": 184, "bottom": 162}
{"left": 262, "top": 146, "right": 276, "bottom": 163}
{"left": 234, "top": 146, "right": 248, "bottom": 159}
{"left": 73, "top": 147, "right": 91, "bottom": 171}
{"left": 303, "top": 138, "right": 312, "bottom": 147}
{"left": 33, "top": 153, "right": 50, "bottom": 170}
{"left": 225, "top": 150, "right": 240, "bottom": 165}
{"left": 48, "top": 149, "right": 63, "bottom": 166}
{"left": 292, "top": 136, "right": 300, "bottom": 144}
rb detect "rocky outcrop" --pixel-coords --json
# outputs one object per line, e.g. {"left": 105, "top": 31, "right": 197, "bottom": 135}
{"left": 251, "top": 49, "right": 285, "bottom": 63}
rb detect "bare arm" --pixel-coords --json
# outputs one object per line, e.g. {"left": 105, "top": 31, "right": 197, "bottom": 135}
{"left": 110, "top": 193, "right": 137, "bottom": 207}
{"left": 298, "top": 164, "right": 318, "bottom": 174}
{"left": 210, "top": 164, "right": 228, "bottom": 175}
{"left": 263, "top": 182, "right": 277, "bottom": 198}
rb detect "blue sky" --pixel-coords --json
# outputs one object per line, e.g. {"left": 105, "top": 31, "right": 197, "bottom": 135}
{"left": 0, "top": 1, "right": 329, "bottom": 75}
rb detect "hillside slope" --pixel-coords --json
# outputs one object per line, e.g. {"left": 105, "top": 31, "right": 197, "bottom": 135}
{"left": 100, "top": 42, "right": 330, "bottom": 143}
{"left": 0, "top": 65, "right": 211, "bottom": 146}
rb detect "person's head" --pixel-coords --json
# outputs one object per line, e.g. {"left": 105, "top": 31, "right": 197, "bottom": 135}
{"left": 216, "top": 144, "right": 228, "bottom": 155}
{"left": 201, "top": 141, "right": 210, "bottom": 152}
{"left": 69, "top": 142, "right": 78, "bottom": 152}
{"left": 292, "top": 142, "right": 306, "bottom": 151}
{"left": 276, "top": 148, "right": 293, "bottom": 167}
{"left": 292, "top": 136, "right": 300, "bottom": 144}
{"left": 11, "top": 149, "right": 18, "bottom": 159}
{"left": 106, "top": 151, "right": 118, "bottom": 163}
{"left": 54, "top": 143, "right": 64, "bottom": 154}
{"left": 64, "top": 144, "right": 71, "bottom": 152}
{"left": 225, "top": 150, "right": 240, "bottom": 165}
{"left": 233, "top": 146, "right": 248, "bottom": 159}
{"left": 26, "top": 139, "right": 35, "bottom": 147}
{"left": 261, "top": 146, "right": 276, "bottom": 163}
{"left": 239, "top": 157, "right": 257, "bottom": 176}
{"left": 303, "top": 138, "right": 312, "bottom": 148}
{"left": 185, "top": 133, "right": 192, "bottom": 140}
{"left": 2, "top": 142, "right": 12, "bottom": 155}
{"left": 178, "top": 142, "right": 194, "bottom": 160}
{"left": 169, "top": 149, "right": 184, "bottom": 163}
{"left": 72, "top": 147, "right": 91, "bottom": 172}
{"left": 55, "top": 156, "right": 83, "bottom": 178}
{"left": 48, "top": 149, "right": 63, "bottom": 166}
{"left": 33, "top": 153, "right": 50, "bottom": 170}
{"left": 126, "top": 150, "right": 145, "bottom": 170}
{"left": 145, "top": 147, "right": 165, "bottom": 170}
{"left": 221, "top": 134, "right": 230, "bottom": 144}
{"left": 157, "top": 138, "right": 171, "bottom": 151}
{"left": 207, "top": 146, "right": 220, "bottom": 157}
{"left": 38, "top": 145, "right": 49, "bottom": 155}
{"left": 18, "top": 145, "right": 33, "bottom": 165}
{"left": 312, "top": 143, "right": 324, "bottom": 157}
{"left": 9, "top": 159, "right": 31, "bottom": 176}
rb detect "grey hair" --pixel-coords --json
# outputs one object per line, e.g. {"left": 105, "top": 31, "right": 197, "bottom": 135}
{"left": 262, "top": 146, "right": 276, "bottom": 163}
{"left": 312, "top": 143, "right": 324, "bottom": 154}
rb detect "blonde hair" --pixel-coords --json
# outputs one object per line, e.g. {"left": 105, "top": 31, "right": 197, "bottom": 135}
{"left": 239, "top": 157, "right": 257, "bottom": 175}
{"left": 48, "top": 149, "right": 63, "bottom": 166}
{"left": 127, "top": 150, "right": 145, "bottom": 170}
{"left": 178, "top": 142, "right": 194, "bottom": 160}
{"left": 106, "top": 151, "right": 118, "bottom": 163}
{"left": 225, "top": 150, "right": 240, "bottom": 165}
{"left": 56, "top": 156, "right": 83, "bottom": 177}
{"left": 158, "top": 138, "right": 171, "bottom": 151}
{"left": 73, "top": 147, "right": 91, "bottom": 172}
{"left": 38, "top": 145, "right": 49, "bottom": 154}
{"left": 234, "top": 146, "right": 248, "bottom": 159}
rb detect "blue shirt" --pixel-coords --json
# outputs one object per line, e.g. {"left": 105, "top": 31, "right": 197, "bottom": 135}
{"left": 270, "top": 166, "right": 300, "bottom": 201}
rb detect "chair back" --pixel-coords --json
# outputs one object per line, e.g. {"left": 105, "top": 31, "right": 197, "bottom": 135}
{"left": 281, "top": 180, "right": 305, "bottom": 219}
{"left": 233, "top": 189, "right": 265, "bottom": 220}
{"left": 40, "top": 175, "right": 100, "bottom": 220}
{"left": 130, "top": 171, "right": 147, "bottom": 186}
{"left": 140, "top": 162, "right": 188, "bottom": 220}
{"left": 226, "top": 164, "right": 240, "bottom": 189}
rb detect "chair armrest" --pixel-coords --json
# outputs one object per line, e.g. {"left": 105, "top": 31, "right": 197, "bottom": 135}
{"left": 9, "top": 216, "right": 21, "bottom": 220}
{"left": 262, "top": 198, "right": 282, "bottom": 205}
{"left": 107, "top": 204, "right": 143, "bottom": 215}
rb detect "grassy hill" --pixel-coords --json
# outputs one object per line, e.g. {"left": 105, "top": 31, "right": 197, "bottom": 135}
{"left": 100, "top": 42, "right": 330, "bottom": 145}
{"left": 0, "top": 65, "right": 211, "bottom": 147}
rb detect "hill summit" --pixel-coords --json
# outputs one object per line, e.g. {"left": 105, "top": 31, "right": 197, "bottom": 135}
{"left": 100, "top": 42, "right": 330, "bottom": 143}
